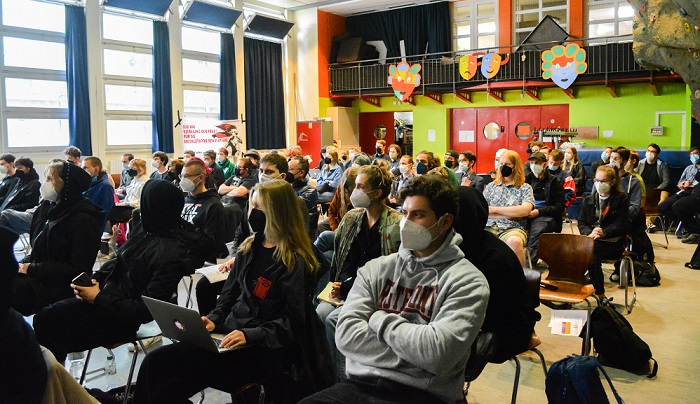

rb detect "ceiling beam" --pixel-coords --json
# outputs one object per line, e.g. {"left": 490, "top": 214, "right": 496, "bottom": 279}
{"left": 456, "top": 89, "right": 472, "bottom": 103}
{"left": 424, "top": 92, "right": 443, "bottom": 105}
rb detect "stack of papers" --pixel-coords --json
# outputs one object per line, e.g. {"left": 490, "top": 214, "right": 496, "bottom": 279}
{"left": 548, "top": 310, "right": 588, "bottom": 336}
{"left": 195, "top": 264, "right": 229, "bottom": 283}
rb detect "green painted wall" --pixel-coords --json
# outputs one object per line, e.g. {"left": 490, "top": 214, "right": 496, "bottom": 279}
{"left": 350, "top": 82, "right": 690, "bottom": 155}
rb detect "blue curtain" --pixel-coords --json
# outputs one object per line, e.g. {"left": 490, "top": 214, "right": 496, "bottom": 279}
{"left": 152, "top": 21, "right": 174, "bottom": 153}
{"left": 220, "top": 33, "right": 238, "bottom": 120}
{"left": 346, "top": 2, "right": 451, "bottom": 58}
{"left": 244, "top": 38, "right": 285, "bottom": 149}
{"left": 65, "top": 5, "right": 91, "bottom": 155}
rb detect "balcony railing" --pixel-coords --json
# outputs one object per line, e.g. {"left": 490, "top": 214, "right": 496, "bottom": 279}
{"left": 329, "top": 36, "right": 674, "bottom": 96}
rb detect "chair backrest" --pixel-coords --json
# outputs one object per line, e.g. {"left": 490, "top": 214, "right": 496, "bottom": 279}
{"left": 538, "top": 233, "right": 594, "bottom": 284}
{"left": 643, "top": 188, "right": 663, "bottom": 215}
{"left": 523, "top": 268, "right": 542, "bottom": 310}
{"left": 111, "top": 173, "right": 121, "bottom": 186}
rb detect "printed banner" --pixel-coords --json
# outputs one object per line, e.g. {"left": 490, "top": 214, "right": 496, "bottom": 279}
{"left": 181, "top": 118, "right": 244, "bottom": 157}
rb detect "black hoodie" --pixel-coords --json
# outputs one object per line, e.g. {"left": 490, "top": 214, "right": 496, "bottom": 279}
{"left": 22, "top": 162, "right": 105, "bottom": 314}
{"left": 455, "top": 186, "right": 541, "bottom": 363}
{"left": 92, "top": 180, "right": 208, "bottom": 325}
{"left": 182, "top": 188, "right": 227, "bottom": 262}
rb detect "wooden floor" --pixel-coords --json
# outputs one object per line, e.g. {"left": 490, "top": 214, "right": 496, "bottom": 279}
{"left": 48, "top": 226, "right": 700, "bottom": 403}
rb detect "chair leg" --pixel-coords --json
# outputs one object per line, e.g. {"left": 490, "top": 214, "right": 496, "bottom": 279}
{"left": 79, "top": 349, "right": 93, "bottom": 386}
{"left": 582, "top": 298, "right": 594, "bottom": 355}
{"left": 187, "top": 276, "right": 195, "bottom": 309}
{"left": 511, "top": 356, "right": 521, "bottom": 404}
{"left": 124, "top": 345, "right": 139, "bottom": 404}
{"left": 659, "top": 216, "right": 669, "bottom": 249}
{"left": 531, "top": 348, "right": 548, "bottom": 379}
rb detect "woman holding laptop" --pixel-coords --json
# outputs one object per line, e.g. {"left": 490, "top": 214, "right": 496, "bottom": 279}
{"left": 135, "top": 180, "right": 319, "bottom": 402}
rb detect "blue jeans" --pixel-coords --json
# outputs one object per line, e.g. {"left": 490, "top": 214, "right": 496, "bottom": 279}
{"left": 0, "top": 208, "right": 34, "bottom": 235}
{"left": 314, "top": 231, "right": 336, "bottom": 265}
{"left": 316, "top": 302, "right": 345, "bottom": 381}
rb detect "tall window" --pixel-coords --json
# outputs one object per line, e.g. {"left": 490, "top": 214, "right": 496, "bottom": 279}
{"left": 102, "top": 12, "right": 154, "bottom": 147}
{"left": 452, "top": 0, "right": 497, "bottom": 51}
{"left": 0, "top": 0, "right": 68, "bottom": 149}
{"left": 514, "top": 0, "right": 568, "bottom": 46}
{"left": 587, "top": 0, "right": 634, "bottom": 41}
{"left": 181, "top": 25, "right": 221, "bottom": 120}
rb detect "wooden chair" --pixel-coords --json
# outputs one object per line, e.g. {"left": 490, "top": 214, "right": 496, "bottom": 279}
{"left": 538, "top": 233, "right": 598, "bottom": 355}
{"left": 644, "top": 188, "right": 669, "bottom": 249}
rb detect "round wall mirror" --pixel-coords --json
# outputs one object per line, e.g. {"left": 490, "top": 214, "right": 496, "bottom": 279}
{"left": 374, "top": 124, "right": 387, "bottom": 139}
{"left": 515, "top": 121, "right": 533, "bottom": 140}
{"left": 483, "top": 122, "right": 500, "bottom": 140}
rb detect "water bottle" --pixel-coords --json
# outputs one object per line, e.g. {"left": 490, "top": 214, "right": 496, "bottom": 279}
{"left": 67, "top": 351, "right": 85, "bottom": 380}
{"left": 105, "top": 354, "right": 117, "bottom": 375}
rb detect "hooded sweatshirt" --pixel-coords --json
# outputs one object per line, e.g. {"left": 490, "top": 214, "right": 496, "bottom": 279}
{"left": 455, "top": 186, "right": 540, "bottom": 363}
{"left": 336, "top": 231, "right": 489, "bottom": 403}
{"left": 182, "top": 188, "right": 227, "bottom": 262}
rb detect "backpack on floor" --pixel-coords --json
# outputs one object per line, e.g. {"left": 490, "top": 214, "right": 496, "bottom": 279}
{"left": 587, "top": 306, "right": 659, "bottom": 377}
{"left": 633, "top": 261, "right": 661, "bottom": 287}
{"left": 545, "top": 355, "right": 623, "bottom": 404}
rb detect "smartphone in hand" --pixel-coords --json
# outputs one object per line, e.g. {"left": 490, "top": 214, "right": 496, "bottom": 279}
{"left": 71, "top": 272, "right": 93, "bottom": 287}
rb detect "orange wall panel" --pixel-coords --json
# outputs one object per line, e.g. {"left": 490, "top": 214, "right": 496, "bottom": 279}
{"left": 317, "top": 10, "right": 346, "bottom": 98}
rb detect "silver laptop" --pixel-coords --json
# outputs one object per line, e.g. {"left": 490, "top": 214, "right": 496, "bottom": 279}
{"left": 142, "top": 296, "right": 238, "bottom": 353}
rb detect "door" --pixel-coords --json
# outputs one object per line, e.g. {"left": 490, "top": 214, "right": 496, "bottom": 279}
{"left": 508, "top": 106, "right": 541, "bottom": 163}
{"left": 450, "top": 108, "right": 477, "bottom": 157}
{"left": 475, "top": 108, "right": 508, "bottom": 174}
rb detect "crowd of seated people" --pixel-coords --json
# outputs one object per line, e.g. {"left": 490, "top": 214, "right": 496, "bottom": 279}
{"left": 7, "top": 138, "right": 697, "bottom": 403}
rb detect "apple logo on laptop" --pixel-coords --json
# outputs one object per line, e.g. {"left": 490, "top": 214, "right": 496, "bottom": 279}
{"left": 174, "top": 319, "right": 185, "bottom": 331}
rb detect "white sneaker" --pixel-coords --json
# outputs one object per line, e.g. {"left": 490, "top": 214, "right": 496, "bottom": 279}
{"left": 127, "top": 335, "right": 162, "bottom": 352}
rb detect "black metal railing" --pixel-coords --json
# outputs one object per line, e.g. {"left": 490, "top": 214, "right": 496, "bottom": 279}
{"left": 329, "top": 36, "right": 658, "bottom": 95}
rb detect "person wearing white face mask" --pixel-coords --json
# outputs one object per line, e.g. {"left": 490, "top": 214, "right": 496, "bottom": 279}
{"left": 0, "top": 154, "right": 20, "bottom": 207}
{"left": 524, "top": 152, "right": 566, "bottom": 267}
{"left": 301, "top": 175, "right": 489, "bottom": 404}
{"left": 388, "top": 155, "right": 415, "bottom": 207}
{"left": 216, "top": 147, "right": 236, "bottom": 181}
{"left": 636, "top": 143, "right": 670, "bottom": 231}
{"left": 316, "top": 164, "right": 402, "bottom": 381}
{"left": 13, "top": 161, "right": 104, "bottom": 315}
{"left": 578, "top": 166, "right": 631, "bottom": 303}
{"left": 457, "top": 150, "right": 484, "bottom": 190}
{"left": 180, "top": 158, "right": 227, "bottom": 264}
{"left": 116, "top": 153, "right": 134, "bottom": 201}
{"left": 610, "top": 147, "right": 644, "bottom": 223}
{"left": 658, "top": 147, "right": 700, "bottom": 240}
{"left": 150, "top": 151, "right": 175, "bottom": 182}
{"left": 590, "top": 146, "right": 613, "bottom": 178}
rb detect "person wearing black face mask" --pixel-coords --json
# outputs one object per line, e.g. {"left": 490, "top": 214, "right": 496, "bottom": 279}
{"left": 317, "top": 147, "right": 328, "bottom": 170}
{"left": 373, "top": 140, "right": 390, "bottom": 164}
{"left": 482, "top": 150, "right": 535, "bottom": 267}
{"left": 289, "top": 156, "right": 318, "bottom": 217}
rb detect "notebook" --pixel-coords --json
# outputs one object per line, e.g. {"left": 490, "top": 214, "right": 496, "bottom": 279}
{"left": 316, "top": 282, "right": 345, "bottom": 307}
{"left": 142, "top": 296, "right": 241, "bottom": 354}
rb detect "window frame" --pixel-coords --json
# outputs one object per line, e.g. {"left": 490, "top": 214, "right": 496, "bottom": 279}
{"left": 452, "top": 0, "right": 499, "bottom": 52}
{"left": 0, "top": 1, "right": 69, "bottom": 152}
{"left": 180, "top": 23, "right": 221, "bottom": 121}
{"left": 586, "top": 0, "right": 634, "bottom": 43}
{"left": 101, "top": 10, "right": 154, "bottom": 150}
{"left": 513, "top": 0, "right": 569, "bottom": 47}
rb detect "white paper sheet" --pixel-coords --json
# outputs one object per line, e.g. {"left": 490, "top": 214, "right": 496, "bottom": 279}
{"left": 549, "top": 309, "right": 588, "bottom": 337}
{"left": 459, "top": 130, "right": 474, "bottom": 143}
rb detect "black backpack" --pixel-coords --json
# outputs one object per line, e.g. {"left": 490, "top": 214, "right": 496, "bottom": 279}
{"left": 545, "top": 355, "right": 623, "bottom": 404}
{"left": 586, "top": 306, "right": 658, "bottom": 377}
{"left": 632, "top": 261, "right": 661, "bottom": 287}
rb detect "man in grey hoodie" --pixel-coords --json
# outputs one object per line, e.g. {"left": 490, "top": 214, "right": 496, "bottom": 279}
{"left": 301, "top": 175, "right": 490, "bottom": 404}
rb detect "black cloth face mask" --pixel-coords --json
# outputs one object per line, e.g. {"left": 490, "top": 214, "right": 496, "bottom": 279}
{"left": 500, "top": 165, "right": 513, "bottom": 177}
{"left": 248, "top": 208, "right": 266, "bottom": 234}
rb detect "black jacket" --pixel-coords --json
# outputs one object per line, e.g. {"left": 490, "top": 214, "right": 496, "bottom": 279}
{"left": 526, "top": 171, "right": 566, "bottom": 233}
{"left": 92, "top": 223, "right": 207, "bottom": 326}
{"left": 207, "top": 233, "right": 305, "bottom": 350}
{"left": 456, "top": 187, "right": 540, "bottom": 363}
{"left": 0, "top": 169, "right": 40, "bottom": 211}
{"left": 0, "top": 228, "right": 46, "bottom": 404}
{"left": 182, "top": 189, "right": 227, "bottom": 262}
{"left": 209, "top": 162, "right": 226, "bottom": 189}
{"left": 0, "top": 174, "right": 19, "bottom": 206}
{"left": 578, "top": 191, "right": 631, "bottom": 239}
{"left": 26, "top": 198, "right": 105, "bottom": 312}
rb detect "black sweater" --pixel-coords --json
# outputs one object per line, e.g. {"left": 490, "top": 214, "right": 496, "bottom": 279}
{"left": 526, "top": 171, "right": 566, "bottom": 232}
{"left": 183, "top": 189, "right": 227, "bottom": 262}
